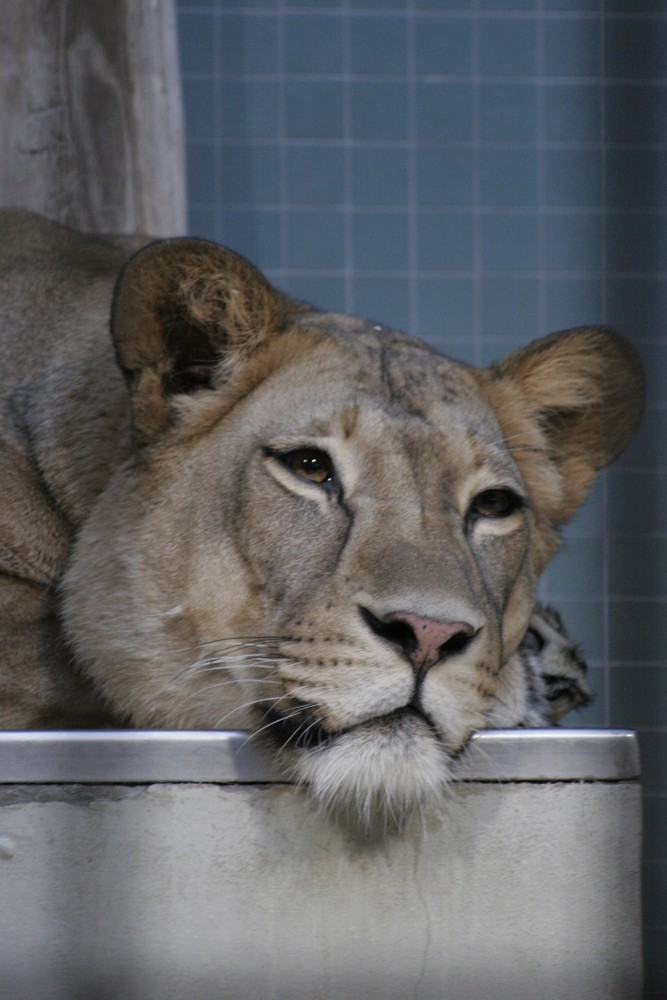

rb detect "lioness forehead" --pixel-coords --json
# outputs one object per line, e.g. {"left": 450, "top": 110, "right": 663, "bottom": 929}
{"left": 266, "top": 311, "right": 502, "bottom": 439}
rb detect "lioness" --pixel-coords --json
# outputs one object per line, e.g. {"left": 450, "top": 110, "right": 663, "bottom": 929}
{"left": 0, "top": 210, "right": 643, "bottom": 826}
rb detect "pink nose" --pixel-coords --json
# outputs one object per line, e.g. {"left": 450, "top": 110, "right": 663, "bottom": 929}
{"left": 362, "top": 608, "right": 476, "bottom": 677}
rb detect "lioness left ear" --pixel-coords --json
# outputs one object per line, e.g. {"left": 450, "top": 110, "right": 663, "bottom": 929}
{"left": 111, "top": 238, "right": 293, "bottom": 439}
{"left": 481, "top": 326, "right": 644, "bottom": 528}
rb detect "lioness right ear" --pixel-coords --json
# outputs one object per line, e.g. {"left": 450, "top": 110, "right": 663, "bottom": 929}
{"left": 481, "top": 326, "right": 644, "bottom": 542}
{"left": 111, "top": 238, "right": 294, "bottom": 439}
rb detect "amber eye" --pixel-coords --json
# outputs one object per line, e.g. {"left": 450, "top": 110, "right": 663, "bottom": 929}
{"left": 470, "top": 488, "right": 522, "bottom": 519}
{"left": 280, "top": 448, "right": 335, "bottom": 485}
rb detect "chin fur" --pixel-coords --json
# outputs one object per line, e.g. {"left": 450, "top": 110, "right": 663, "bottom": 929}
{"left": 285, "top": 712, "right": 452, "bottom": 832}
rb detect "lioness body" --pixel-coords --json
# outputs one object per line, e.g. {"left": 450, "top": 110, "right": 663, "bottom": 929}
{"left": 0, "top": 210, "right": 643, "bottom": 824}
{"left": 0, "top": 219, "right": 133, "bottom": 724}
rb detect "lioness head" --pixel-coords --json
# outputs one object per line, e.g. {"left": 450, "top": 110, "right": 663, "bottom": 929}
{"left": 62, "top": 238, "right": 643, "bottom": 828}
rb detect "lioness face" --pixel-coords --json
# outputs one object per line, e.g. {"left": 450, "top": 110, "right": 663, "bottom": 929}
{"left": 67, "top": 334, "right": 534, "bottom": 824}
{"left": 58, "top": 237, "right": 643, "bottom": 829}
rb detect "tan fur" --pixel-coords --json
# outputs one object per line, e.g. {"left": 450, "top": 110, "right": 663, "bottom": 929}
{"left": 0, "top": 210, "right": 644, "bottom": 824}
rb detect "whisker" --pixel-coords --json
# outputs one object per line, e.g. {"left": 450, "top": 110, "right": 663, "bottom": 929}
{"left": 169, "top": 636, "right": 291, "bottom": 655}
{"left": 173, "top": 655, "right": 289, "bottom": 683}
{"left": 204, "top": 695, "right": 294, "bottom": 732}
{"left": 246, "top": 703, "right": 318, "bottom": 749}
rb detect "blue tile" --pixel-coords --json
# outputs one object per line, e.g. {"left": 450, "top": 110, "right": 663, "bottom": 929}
{"left": 285, "top": 209, "right": 346, "bottom": 269}
{"left": 478, "top": 18, "right": 538, "bottom": 78}
{"left": 542, "top": 212, "right": 603, "bottom": 271}
{"left": 220, "top": 208, "right": 282, "bottom": 270}
{"left": 218, "top": 80, "right": 280, "bottom": 140}
{"left": 643, "top": 862, "right": 667, "bottom": 927}
{"left": 203, "top": 0, "right": 278, "bottom": 6}
{"left": 610, "top": 466, "right": 667, "bottom": 533}
{"left": 479, "top": 149, "right": 538, "bottom": 207}
{"left": 542, "top": 536, "right": 605, "bottom": 598}
{"left": 285, "top": 81, "right": 345, "bottom": 139}
{"left": 415, "top": 82, "right": 474, "bottom": 142}
{"left": 220, "top": 144, "right": 281, "bottom": 205}
{"left": 644, "top": 797, "right": 667, "bottom": 862}
{"left": 352, "top": 211, "right": 409, "bottom": 271}
{"left": 605, "top": 84, "right": 667, "bottom": 145}
{"left": 480, "top": 213, "right": 540, "bottom": 271}
{"left": 349, "top": 15, "right": 408, "bottom": 77}
{"left": 480, "top": 277, "right": 539, "bottom": 338}
{"left": 350, "top": 147, "right": 409, "bottom": 205}
{"left": 182, "top": 78, "right": 216, "bottom": 140}
{"left": 187, "top": 207, "right": 218, "bottom": 243}
{"left": 293, "top": 0, "right": 344, "bottom": 7}
{"left": 644, "top": 927, "right": 667, "bottom": 996}
{"left": 606, "top": 278, "right": 667, "bottom": 341}
{"left": 606, "top": 150, "right": 667, "bottom": 210}
{"left": 478, "top": 0, "right": 536, "bottom": 9}
{"left": 414, "top": 0, "right": 471, "bottom": 7}
{"left": 542, "top": 84, "right": 601, "bottom": 143}
{"left": 618, "top": 406, "right": 667, "bottom": 469}
{"left": 605, "top": 214, "right": 667, "bottom": 274}
{"left": 629, "top": 341, "right": 667, "bottom": 410}
{"left": 286, "top": 145, "right": 345, "bottom": 205}
{"left": 479, "top": 84, "right": 537, "bottom": 140}
{"left": 350, "top": 0, "right": 404, "bottom": 7}
{"left": 416, "top": 277, "right": 475, "bottom": 344}
{"left": 561, "top": 478, "right": 605, "bottom": 538}
{"left": 437, "top": 336, "right": 477, "bottom": 365}
{"left": 416, "top": 211, "right": 474, "bottom": 271}
{"left": 415, "top": 148, "right": 475, "bottom": 206}
{"left": 414, "top": 16, "right": 473, "bottom": 77}
{"left": 543, "top": 0, "right": 601, "bottom": 8}
{"left": 186, "top": 143, "right": 216, "bottom": 205}
{"left": 178, "top": 11, "right": 216, "bottom": 74}
{"left": 219, "top": 14, "right": 280, "bottom": 76}
{"left": 480, "top": 338, "right": 528, "bottom": 366}
{"left": 282, "top": 275, "right": 346, "bottom": 312}
{"left": 284, "top": 13, "right": 344, "bottom": 75}
{"left": 352, "top": 276, "right": 411, "bottom": 331}
{"left": 350, "top": 82, "right": 409, "bottom": 141}
{"left": 638, "top": 732, "right": 667, "bottom": 797}
{"left": 543, "top": 278, "right": 603, "bottom": 333}
{"left": 543, "top": 18, "right": 602, "bottom": 79}
{"left": 543, "top": 149, "right": 603, "bottom": 208}
{"left": 605, "top": 19, "right": 667, "bottom": 81}
{"left": 607, "top": 0, "right": 667, "bottom": 9}
{"left": 608, "top": 602, "right": 667, "bottom": 663}
{"left": 610, "top": 667, "right": 667, "bottom": 728}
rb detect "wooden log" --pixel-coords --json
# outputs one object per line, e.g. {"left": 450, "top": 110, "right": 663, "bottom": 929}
{"left": 0, "top": 0, "right": 186, "bottom": 236}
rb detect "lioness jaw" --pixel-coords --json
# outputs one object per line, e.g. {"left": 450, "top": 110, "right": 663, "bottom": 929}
{"left": 0, "top": 210, "right": 644, "bottom": 829}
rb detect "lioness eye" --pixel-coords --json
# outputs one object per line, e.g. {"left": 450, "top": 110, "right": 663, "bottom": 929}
{"left": 280, "top": 448, "right": 335, "bottom": 485}
{"left": 470, "top": 488, "right": 522, "bottom": 519}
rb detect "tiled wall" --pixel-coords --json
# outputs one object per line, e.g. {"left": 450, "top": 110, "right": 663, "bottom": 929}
{"left": 177, "top": 1, "right": 666, "bottom": 993}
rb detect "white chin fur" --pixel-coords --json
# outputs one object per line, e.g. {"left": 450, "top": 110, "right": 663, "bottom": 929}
{"left": 287, "top": 712, "right": 452, "bottom": 831}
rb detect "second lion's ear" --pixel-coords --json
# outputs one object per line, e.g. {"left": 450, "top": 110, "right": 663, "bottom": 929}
{"left": 111, "top": 238, "right": 292, "bottom": 440}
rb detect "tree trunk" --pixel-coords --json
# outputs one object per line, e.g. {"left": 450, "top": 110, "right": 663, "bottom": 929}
{"left": 0, "top": 0, "right": 186, "bottom": 236}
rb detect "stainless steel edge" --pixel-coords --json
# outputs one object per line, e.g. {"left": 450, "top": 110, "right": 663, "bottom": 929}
{"left": 457, "top": 729, "right": 640, "bottom": 781}
{"left": 0, "top": 728, "right": 640, "bottom": 784}
{"left": 0, "top": 731, "right": 286, "bottom": 785}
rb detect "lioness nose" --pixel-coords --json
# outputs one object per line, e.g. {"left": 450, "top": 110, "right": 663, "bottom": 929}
{"left": 361, "top": 608, "right": 476, "bottom": 677}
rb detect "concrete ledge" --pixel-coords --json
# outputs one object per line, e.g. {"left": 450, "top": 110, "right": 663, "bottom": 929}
{"left": 0, "top": 729, "right": 643, "bottom": 1000}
